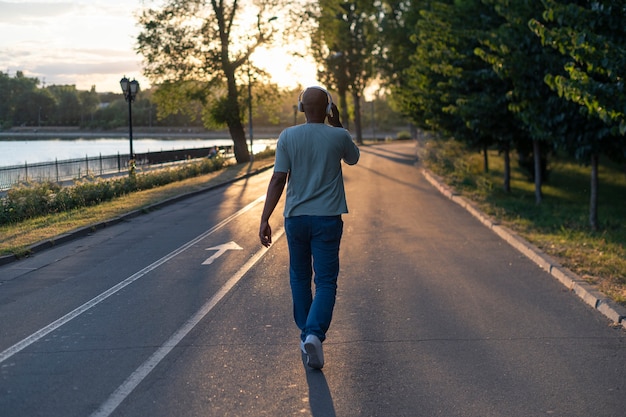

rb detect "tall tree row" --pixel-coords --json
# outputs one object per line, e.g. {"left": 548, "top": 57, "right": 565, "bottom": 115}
{"left": 379, "top": 0, "right": 625, "bottom": 230}
{"left": 531, "top": 0, "right": 626, "bottom": 229}
{"left": 0, "top": 72, "right": 101, "bottom": 128}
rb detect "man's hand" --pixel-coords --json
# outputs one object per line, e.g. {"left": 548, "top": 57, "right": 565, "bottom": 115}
{"left": 259, "top": 220, "right": 272, "bottom": 247}
{"left": 327, "top": 103, "right": 343, "bottom": 128}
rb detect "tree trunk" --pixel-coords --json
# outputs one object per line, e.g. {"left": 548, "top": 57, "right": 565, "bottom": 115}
{"left": 503, "top": 145, "right": 511, "bottom": 193}
{"left": 533, "top": 139, "right": 542, "bottom": 205}
{"left": 338, "top": 89, "right": 349, "bottom": 130}
{"left": 225, "top": 72, "right": 250, "bottom": 164}
{"left": 483, "top": 143, "right": 489, "bottom": 173}
{"left": 229, "top": 121, "right": 250, "bottom": 164}
{"left": 352, "top": 91, "right": 363, "bottom": 144}
{"left": 589, "top": 152, "right": 599, "bottom": 231}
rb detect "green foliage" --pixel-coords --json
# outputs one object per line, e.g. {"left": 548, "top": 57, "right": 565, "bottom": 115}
{"left": 135, "top": 0, "right": 285, "bottom": 163}
{"left": 419, "top": 137, "right": 486, "bottom": 189}
{"left": 209, "top": 95, "right": 241, "bottom": 126}
{"left": 311, "top": 0, "right": 378, "bottom": 141}
{"left": 47, "top": 85, "right": 82, "bottom": 125}
{"left": 391, "top": 0, "right": 624, "bottom": 215}
{"left": 253, "top": 147, "right": 276, "bottom": 160}
{"left": 530, "top": 0, "right": 626, "bottom": 163}
{"left": 396, "top": 131, "right": 412, "bottom": 140}
{"left": 0, "top": 157, "right": 226, "bottom": 225}
{"left": 477, "top": 0, "right": 567, "bottom": 144}
{"left": 377, "top": 1, "right": 422, "bottom": 91}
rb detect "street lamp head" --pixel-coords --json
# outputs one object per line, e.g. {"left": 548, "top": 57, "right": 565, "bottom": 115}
{"left": 120, "top": 76, "right": 130, "bottom": 95}
{"left": 129, "top": 79, "right": 140, "bottom": 100}
{"left": 120, "top": 76, "right": 140, "bottom": 102}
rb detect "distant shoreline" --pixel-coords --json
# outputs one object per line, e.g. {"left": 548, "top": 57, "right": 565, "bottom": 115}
{"left": 0, "top": 126, "right": 283, "bottom": 140}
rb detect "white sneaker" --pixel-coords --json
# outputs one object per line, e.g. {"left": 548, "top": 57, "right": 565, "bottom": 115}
{"left": 303, "top": 335, "right": 324, "bottom": 369}
{"left": 300, "top": 340, "right": 306, "bottom": 354}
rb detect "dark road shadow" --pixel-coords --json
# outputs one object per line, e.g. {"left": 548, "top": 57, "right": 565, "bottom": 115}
{"left": 359, "top": 143, "right": 418, "bottom": 166}
{"left": 302, "top": 353, "right": 336, "bottom": 417}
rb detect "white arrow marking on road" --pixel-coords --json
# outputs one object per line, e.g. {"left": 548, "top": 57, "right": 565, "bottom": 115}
{"left": 202, "top": 241, "right": 243, "bottom": 265}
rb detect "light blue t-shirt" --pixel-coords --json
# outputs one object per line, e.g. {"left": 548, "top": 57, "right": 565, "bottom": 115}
{"left": 274, "top": 123, "right": 360, "bottom": 218}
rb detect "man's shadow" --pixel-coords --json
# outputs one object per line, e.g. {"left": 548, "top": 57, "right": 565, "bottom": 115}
{"left": 302, "top": 353, "right": 336, "bottom": 417}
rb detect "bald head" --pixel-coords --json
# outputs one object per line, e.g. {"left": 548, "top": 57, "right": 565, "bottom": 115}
{"left": 300, "top": 87, "right": 331, "bottom": 123}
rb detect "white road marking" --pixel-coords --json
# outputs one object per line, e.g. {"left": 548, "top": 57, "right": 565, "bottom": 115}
{"left": 202, "top": 241, "right": 244, "bottom": 265}
{"left": 90, "top": 227, "right": 285, "bottom": 417}
{"left": 0, "top": 195, "right": 265, "bottom": 365}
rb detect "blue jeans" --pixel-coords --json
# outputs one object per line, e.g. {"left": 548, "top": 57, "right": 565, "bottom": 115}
{"left": 284, "top": 215, "right": 343, "bottom": 343}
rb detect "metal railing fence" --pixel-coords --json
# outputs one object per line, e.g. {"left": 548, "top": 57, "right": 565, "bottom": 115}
{"left": 0, "top": 147, "right": 225, "bottom": 191}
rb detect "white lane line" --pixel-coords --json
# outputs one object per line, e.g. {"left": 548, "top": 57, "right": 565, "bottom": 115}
{"left": 0, "top": 195, "right": 266, "bottom": 365}
{"left": 90, "top": 227, "right": 284, "bottom": 417}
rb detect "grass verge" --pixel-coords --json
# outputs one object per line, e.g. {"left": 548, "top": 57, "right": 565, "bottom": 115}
{"left": 419, "top": 139, "right": 626, "bottom": 306}
{"left": 0, "top": 158, "right": 273, "bottom": 257}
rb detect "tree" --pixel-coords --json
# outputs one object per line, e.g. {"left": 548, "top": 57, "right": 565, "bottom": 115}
{"left": 390, "top": 2, "right": 452, "bottom": 135}
{"left": 78, "top": 86, "right": 101, "bottom": 127}
{"left": 450, "top": 0, "right": 523, "bottom": 190}
{"left": 530, "top": 0, "right": 626, "bottom": 229}
{"left": 137, "top": 0, "right": 281, "bottom": 163}
{"left": 47, "top": 85, "right": 82, "bottom": 125}
{"left": 311, "top": 0, "right": 378, "bottom": 144}
{"left": 376, "top": 0, "right": 421, "bottom": 96}
{"left": 0, "top": 71, "right": 41, "bottom": 127}
{"left": 13, "top": 89, "right": 56, "bottom": 127}
{"left": 476, "top": 0, "right": 572, "bottom": 205}
{"left": 0, "top": 72, "right": 13, "bottom": 127}
{"left": 389, "top": 0, "right": 518, "bottom": 188}
{"left": 532, "top": 0, "right": 626, "bottom": 137}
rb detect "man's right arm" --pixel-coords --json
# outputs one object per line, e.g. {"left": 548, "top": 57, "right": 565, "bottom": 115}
{"left": 259, "top": 171, "right": 288, "bottom": 247}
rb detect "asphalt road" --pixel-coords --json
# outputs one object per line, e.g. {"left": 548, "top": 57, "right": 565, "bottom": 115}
{"left": 0, "top": 141, "right": 624, "bottom": 417}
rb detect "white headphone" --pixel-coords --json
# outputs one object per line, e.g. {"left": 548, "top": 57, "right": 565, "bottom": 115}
{"left": 298, "top": 86, "right": 333, "bottom": 115}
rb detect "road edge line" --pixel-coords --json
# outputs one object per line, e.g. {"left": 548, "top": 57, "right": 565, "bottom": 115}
{"left": 0, "top": 196, "right": 266, "bottom": 365}
{"left": 90, "top": 228, "right": 285, "bottom": 417}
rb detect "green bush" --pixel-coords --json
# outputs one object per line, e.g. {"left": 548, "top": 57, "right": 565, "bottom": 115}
{"left": 0, "top": 156, "right": 226, "bottom": 225}
{"left": 396, "top": 130, "right": 412, "bottom": 140}
{"left": 254, "top": 147, "right": 276, "bottom": 160}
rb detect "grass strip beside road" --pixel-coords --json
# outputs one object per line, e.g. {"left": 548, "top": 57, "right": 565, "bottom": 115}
{"left": 0, "top": 159, "right": 273, "bottom": 258}
{"left": 419, "top": 139, "right": 626, "bottom": 306}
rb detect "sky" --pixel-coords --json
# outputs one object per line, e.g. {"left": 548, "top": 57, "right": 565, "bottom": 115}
{"left": 0, "top": 0, "right": 318, "bottom": 93}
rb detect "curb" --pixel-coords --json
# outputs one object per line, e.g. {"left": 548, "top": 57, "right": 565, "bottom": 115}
{"left": 0, "top": 163, "right": 274, "bottom": 267}
{"left": 421, "top": 168, "right": 626, "bottom": 331}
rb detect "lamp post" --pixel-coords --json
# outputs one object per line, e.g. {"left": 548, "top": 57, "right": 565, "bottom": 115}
{"left": 120, "top": 76, "right": 140, "bottom": 175}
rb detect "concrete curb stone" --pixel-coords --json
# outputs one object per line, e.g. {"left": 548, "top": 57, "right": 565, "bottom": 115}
{"left": 421, "top": 168, "right": 626, "bottom": 331}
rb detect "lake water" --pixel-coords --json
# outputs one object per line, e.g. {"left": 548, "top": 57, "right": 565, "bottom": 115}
{"left": 0, "top": 137, "right": 277, "bottom": 167}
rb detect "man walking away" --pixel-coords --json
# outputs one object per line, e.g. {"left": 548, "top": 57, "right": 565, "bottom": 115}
{"left": 259, "top": 86, "right": 360, "bottom": 369}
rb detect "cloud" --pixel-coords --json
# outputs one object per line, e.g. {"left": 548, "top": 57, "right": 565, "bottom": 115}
{"left": 1, "top": 42, "right": 145, "bottom": 92}
{"left": 0, "top": 1, "right": 76, "bottom": 24}
{"left": 34, "top": 60, "right": 141, "bottom": 76}
{"left": 0, "top": 0, "right": 144, "bottom": 91}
